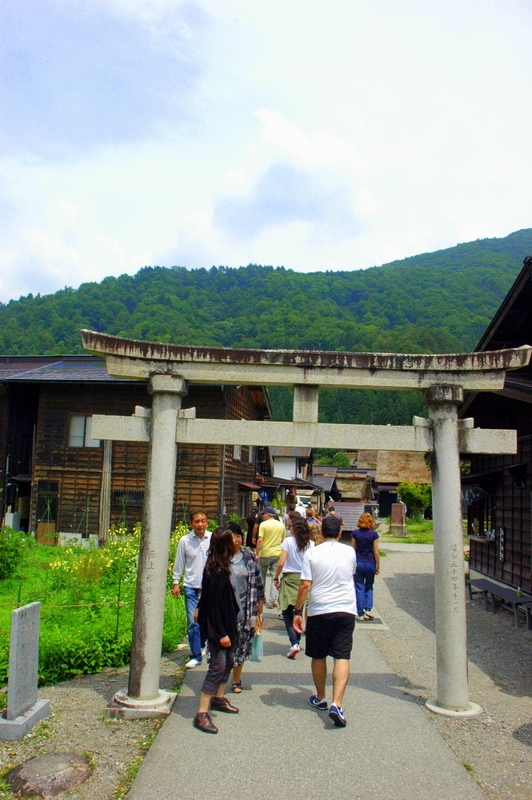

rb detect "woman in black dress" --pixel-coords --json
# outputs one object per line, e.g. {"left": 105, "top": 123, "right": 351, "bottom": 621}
{"left": 194, "top": 528, "right": 240, "bottom": 734}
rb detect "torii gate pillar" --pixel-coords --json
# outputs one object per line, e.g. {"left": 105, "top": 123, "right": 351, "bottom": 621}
{"left": 424, "top": 385, "right": 481, "bottom": 717}
{"left": 82, "top": 331, "right": 531, "bottom": 720}
{"left": 110, "top": 374, "right": 187, "bottom": 717}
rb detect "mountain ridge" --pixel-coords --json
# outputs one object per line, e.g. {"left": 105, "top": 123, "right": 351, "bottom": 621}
{"left": 2, "top": 228, "right": 531, "bottom": 424}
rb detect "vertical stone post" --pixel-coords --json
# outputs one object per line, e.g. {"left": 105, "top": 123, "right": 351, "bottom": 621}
{"left": 109, "top": 374, "right": 187, "bottom": 717}
{"left": 424, "top": 385, "right": 481, "bottom": 717}
{"left": 293, "top": 385, "right": 319, "bottom": 422}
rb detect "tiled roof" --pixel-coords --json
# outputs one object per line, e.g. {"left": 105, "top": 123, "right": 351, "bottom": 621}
{"left": 312, "top": 465, "right": 338, "bottom": 476}
{"left": 0, "top": 356, "right": 138, "bottom": 383}
{"left": 258, "top": 476, "right": 320, "bottom": 490}
{"left": 311, "top": 475, "right": 335, "bottom": 492}
{"left": 269, "top": 447, "right": 312, "bottom": 458}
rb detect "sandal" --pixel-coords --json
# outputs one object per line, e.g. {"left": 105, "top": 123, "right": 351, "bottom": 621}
{"left": 232, "top": 682, "right": 242, "bottom": 694}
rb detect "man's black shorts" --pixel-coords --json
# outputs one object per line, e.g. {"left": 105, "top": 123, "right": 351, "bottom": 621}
{"left": 305, "top": 612, "right": 355, "bottom": 660}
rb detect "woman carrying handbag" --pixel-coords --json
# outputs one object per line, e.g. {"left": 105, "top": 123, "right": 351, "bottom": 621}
{"left": 226, "top": 522, "right": 265, "bottom": 689}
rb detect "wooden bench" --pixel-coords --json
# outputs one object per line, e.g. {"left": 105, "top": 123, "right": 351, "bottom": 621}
{"left": 467, "top": 578, "right": 532, "bottom": 630}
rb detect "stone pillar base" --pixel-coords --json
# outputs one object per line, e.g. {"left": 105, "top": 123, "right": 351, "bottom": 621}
{"left": 390, "top": 523, "right": 408, "bottom": 537}
{"left": 0, "top": 699, "right": 51, "bottom": 741}
{"left": 104, "top": 689, "right": 176, "bottom": 720}
{"left": 425, "top": 698, "right": 483, "bottom": 718}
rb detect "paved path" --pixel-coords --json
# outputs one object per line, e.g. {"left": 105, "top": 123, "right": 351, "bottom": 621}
{"left": 379, "top": 542, "right": 435, "bottom": 552}
{"left": 127, "top": 610, "right": 486, "bottom": 800}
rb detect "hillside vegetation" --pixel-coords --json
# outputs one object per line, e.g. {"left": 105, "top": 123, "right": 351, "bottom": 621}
{"left": 2, "top": 228, "right": 531, "bottom": 424}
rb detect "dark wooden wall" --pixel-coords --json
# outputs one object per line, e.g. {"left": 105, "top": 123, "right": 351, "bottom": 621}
{"left": 466, "top": 386, "right": 532, "bottom": 593}
{"left": 32, "top": 383, "right": 149, "bottom": 537}
{"left": 12, "top": 381, "right": 264, "bottom": 538}
{"left": 174, "top": 386, "right": 260, "bottom": 525}
{"left": 221, "top": 387, "right": 260, "bottom": 521}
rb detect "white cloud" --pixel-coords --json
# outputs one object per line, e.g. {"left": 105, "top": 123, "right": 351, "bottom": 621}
{"left": 254, "top": 109, "right": 366, "bottom": 176}
{"left": 1, "top": 0, "right": 532, "bottom": 302}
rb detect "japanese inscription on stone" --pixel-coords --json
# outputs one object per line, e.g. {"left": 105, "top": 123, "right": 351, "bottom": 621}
{"left": 449, "top": 543, "right": 460, "bottom": 613}
{"left": 7, "top": 603, "right": 40, "bottom": 720}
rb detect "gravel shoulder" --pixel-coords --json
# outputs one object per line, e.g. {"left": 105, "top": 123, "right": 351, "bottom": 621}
{"left": 1, "top": 549, "right": 531, "bottom": 799}
{"left": 371, "top": 547, "right": 532, "bottom": 800}
{"left": 0, "top": 652, "right": 186, "bottom": 799}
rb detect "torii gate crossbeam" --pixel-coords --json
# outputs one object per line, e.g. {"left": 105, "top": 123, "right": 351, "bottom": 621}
{"left": 82, "top": 331, "right": 532, "bottom": 720}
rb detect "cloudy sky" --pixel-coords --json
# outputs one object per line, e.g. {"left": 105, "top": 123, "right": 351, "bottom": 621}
{"left": 1, "top": 0, "right": 531, "bottom": 303}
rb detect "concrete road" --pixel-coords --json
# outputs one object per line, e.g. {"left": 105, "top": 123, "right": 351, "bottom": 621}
{"left": 127, "top": 609, "right": 486, "bottom": 800}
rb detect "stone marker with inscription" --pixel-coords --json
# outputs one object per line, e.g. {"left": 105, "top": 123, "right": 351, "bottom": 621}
{"left": 0, "top": 602, "right": 50, "bottom": 740}
{"left": 390, "top": 502, "right": 407, "bottom": 537}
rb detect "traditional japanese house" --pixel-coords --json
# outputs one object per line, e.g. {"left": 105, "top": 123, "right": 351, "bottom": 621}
{"left": 311, "top": 465, "right": 340, "bottom": 503}
{"left": 460, "top": 256, "right": 532, "bottom": 594}
{"left": 375, "top": 451, "right": 432, "bottom": 518}
{"left": 0, "top": 355, "right": 270, "bottom": 542}
{"left": 269, "top": 446, "right": 313, "bottom": 481}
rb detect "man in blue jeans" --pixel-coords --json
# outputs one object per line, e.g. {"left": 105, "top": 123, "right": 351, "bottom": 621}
{"left": 172, "top": 508, "right": 212, "bottom": 668}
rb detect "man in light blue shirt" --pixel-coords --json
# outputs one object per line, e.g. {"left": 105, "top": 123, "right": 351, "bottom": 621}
{"left": 172, "top": 509, "right": 211, "bottom": 668}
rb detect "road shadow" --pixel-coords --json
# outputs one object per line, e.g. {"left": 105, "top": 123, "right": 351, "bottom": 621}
{"left": 382, "top": 568, "right": 532, "bottom": 699}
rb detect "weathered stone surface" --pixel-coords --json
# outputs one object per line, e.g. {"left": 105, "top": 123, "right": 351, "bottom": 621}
{"left": 5, "top": 753, "right": 92, "bottom": 798}
{"left": 0, "top": 699, "right": 51, "bottom": 741}
{"left": 104, "top": 689, "right": 176, "bottom": 719}
{"left": 83, "top": 330, "right": 531, "bottom": 722}
{"left": 0, "top": 602, "right": 50, "bottom": 741}
{"left": 7, "top": 603, "right": 40, "bottom": 720}
{"left": 390, "top": 502, "right": 407, "bottom": 537}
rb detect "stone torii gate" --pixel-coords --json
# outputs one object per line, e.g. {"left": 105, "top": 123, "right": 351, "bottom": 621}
{"left": 82, "top": 330, "right": 531, "bottom": 719}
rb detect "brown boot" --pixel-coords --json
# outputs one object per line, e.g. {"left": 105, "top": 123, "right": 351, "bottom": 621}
{"left": 193, "top": 712, "right": 218, "bottom": 733}
{"left": 210, "top": 695, "right": 239, "bottom": 714}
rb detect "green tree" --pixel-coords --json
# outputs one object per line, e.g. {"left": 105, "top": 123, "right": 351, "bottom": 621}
{"left": 1, "top": 228, "right": 531, "bottom": 427}
{"left": 397, "top": 482, "right": 432, "bottom": 522}
{"left": 332, "top": 451, "right": 351, "bottom": 468}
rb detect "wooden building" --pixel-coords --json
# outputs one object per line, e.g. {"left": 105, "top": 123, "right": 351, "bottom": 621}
{"left": 375, "top": 451, "right": 432, "bottom": 518}
{"left": 0, "top": 356, "right": 270, "bottom": 541}
{"left": 460, "top": 256, "right": 532, "bottom": 593}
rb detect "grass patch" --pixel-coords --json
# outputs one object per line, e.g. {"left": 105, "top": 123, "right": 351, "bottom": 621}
{"left": 111, "top": 724, "right": 162, "bottom": 800}
{"left": 0, "top": 524, "right": 189, "bottom": 686}
{"left": 380, "top": 519, "right": 470, "bottom": 546}
{"left": 381, "top": 520, "right": 435, "bottom": 544}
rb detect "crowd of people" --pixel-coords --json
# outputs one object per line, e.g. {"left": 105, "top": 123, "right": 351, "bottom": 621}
{"left": 172, "top": 502, "right": 380, "bottom": 734}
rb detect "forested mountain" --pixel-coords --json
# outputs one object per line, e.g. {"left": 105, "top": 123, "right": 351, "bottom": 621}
{"left": 2, "top": 228, "right": 531, "bottom": 424}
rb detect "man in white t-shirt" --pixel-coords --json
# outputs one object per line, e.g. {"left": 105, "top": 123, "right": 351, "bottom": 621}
{"left": 293, "top": 515, "right": 356, "bottom": 728}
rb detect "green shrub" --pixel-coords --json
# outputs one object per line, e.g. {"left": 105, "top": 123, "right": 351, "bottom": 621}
{"left": 38, "top": 627, "right": 132, "bottom": 684}
{"left": 0, "top": 523, "right": 189, "bottom": 686}
{"left": 397, "top": 482, "right": 432, "bottom": 522}
{"left": 0, "top": 641, "right": 8, "bottom": 686}
{"left": 0, "top": 527, "right": 29, "bottom": 580}
{"left": 162, "top": 592, "right": 187, "bottom": 653}
{"left": 0, "top": 524, "right": 188, "bottom": 685}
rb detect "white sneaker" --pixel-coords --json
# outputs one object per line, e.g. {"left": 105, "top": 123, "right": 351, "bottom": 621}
{"left": 185, "top": 657, "right": 201, "bottom": 669}
{"left": 287, "top": 643, "right": 300, "bottom": 659}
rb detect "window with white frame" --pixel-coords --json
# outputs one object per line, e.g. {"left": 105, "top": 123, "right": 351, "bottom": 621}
{"left": 69, "top": 415, "right": 101, "bottom": 448}
{"left": 233, "top": 445, "right": 241, "bottom": 461}
{"left": 249, "top": 445, "right": 255, "bottom": 465}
